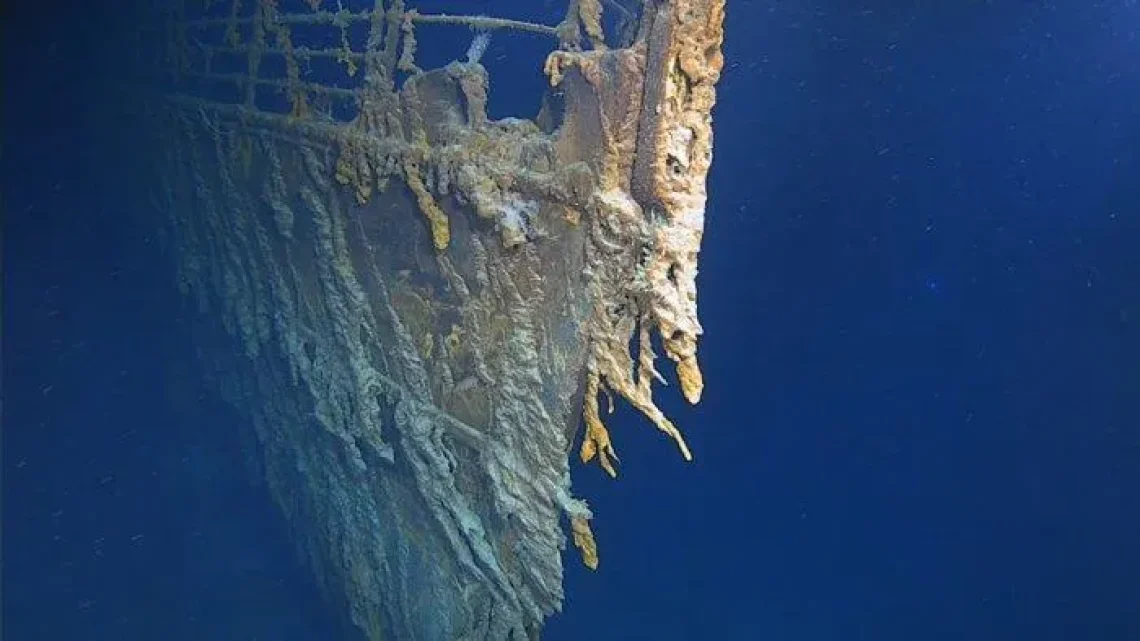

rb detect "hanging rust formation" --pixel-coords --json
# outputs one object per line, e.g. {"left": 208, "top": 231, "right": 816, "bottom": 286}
{"left": 139, "top": 0, "right": 724, "bottom": 638}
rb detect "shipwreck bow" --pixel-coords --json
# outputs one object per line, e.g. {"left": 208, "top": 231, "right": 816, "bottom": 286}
{"left": 139, "top": 0, "right": 725, "bottom": 638}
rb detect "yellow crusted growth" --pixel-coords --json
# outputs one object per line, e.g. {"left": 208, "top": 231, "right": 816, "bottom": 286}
{"left": 677, "top": 356, "right": 704, "bottom": 404}
{"left": 570, "top": 515, "right": 599, "bottom": 570}
{"left": 402, "top": 158, "right": 450, "bottom": 251}
{"left": 398, "top": 10, "right": 422, "bottom": 74}
{"left": 579, "top": 192, "right": 697, "bottom": 477}
{"left": 334, "top": 138, "right": 373, "bottom": 205}
{"left": 580, "top": 370, "right": 618, "bottom": 477}
{"left": 578, "top": 0, "right": 607, "bottom": 50}
{"left": 577, "top": 0, "right": 725, "bottom": 475}
{"left": 560, "top": 204, "right": 581, "bottom": 227}
{"left": 443, "top": 323, "right": 463, "bottom": 357}
{"left": 582, "top": 322, "right": 695, "bottom": 477}
{"left": 543, "top": 51, "right": 570, "bottom": 88}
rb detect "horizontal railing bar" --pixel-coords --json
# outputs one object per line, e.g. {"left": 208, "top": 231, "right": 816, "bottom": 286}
{"left": 411, "top": 13, "right": 558, "bottom": 37}
{"left": 198, "top": 43, "right": 366, "bottom": 63}
{"left": 184, "top": 71, "right": 359, "bottom": 99}
{"left": 181, "top": 10, "right": 559, "bottom": 38}
{"left": 183, "top": 9, "right": 369, "bottom": 29}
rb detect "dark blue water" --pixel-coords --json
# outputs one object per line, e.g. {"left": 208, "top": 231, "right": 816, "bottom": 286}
{"left": 6, "top": 1, "right": 1139, "bottom": 640}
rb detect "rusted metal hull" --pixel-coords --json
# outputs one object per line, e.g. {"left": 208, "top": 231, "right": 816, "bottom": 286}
{"left": 141, "top": 1, "right": 724, "bottom": 638}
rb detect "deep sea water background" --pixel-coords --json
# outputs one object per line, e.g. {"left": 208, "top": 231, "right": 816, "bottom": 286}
{"left": 5, "top": 1, "right": 1139, "bottom": 639}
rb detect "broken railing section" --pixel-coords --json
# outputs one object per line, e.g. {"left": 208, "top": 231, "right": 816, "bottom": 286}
{"left": 166, "top": 0, "right": 606, "bottom": 123}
